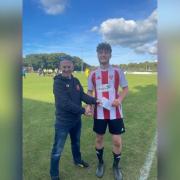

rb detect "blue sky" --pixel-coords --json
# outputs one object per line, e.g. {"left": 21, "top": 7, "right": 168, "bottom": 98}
{"left": 23, "top": 0, "right": 157, "bottom": 66}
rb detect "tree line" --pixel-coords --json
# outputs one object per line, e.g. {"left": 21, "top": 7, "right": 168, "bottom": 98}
{"left": 23, "top": 53, "right": 157, "bottom": 72}
{"left": 23, "top": 53, "right": 91, "bottom": 71}
{"left": 119, "top": 61, "right": 157, "bottom": 72}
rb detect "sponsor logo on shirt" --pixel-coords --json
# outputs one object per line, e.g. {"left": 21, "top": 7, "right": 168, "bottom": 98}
{"left": 97, "top": 84, "right": 112, "bottom": 92}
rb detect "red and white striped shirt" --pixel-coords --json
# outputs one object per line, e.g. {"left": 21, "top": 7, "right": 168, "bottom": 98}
{"left": 88, "top": 65, "right": 128, "bottom": 120}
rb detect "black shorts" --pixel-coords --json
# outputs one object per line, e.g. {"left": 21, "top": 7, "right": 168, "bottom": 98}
{"left": 93, "top": 118, "right": 125, "bottom": 135}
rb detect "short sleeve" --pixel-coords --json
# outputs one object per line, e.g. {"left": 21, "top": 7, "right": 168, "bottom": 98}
{"left": 88, "top": 71, "right": 94, "bottom": 91}
{"left": 119, "top": 69, "right": 128, "bottom": 88}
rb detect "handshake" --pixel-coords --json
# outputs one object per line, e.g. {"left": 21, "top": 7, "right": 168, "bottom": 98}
{"left": 84, "top": 99, "right": 102, "bottom": 116}
{"left": 84, "top": 97, "right": 122, "bottom": 116}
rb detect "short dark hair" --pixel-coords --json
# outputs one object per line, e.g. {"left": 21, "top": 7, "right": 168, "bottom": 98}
{"left": 96, "top": 42, "right": 112, "bottom": 53}
{"left": 59, "top": 55, "right": 72, "bottom": 62}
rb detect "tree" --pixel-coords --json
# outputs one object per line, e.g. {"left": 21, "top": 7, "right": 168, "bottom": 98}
{"left": 23, "top": 53, "right": 92, "bottom": 71}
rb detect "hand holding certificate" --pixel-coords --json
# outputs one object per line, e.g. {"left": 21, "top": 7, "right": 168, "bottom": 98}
{"left": 100, "top": 97, "right": 112, "bottom": 110}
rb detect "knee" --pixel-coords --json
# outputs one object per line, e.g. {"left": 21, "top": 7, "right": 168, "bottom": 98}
{"left": 96, "top": 135, "right": 103, "bottom": 145}
{"left": 113, "top": 139, "right": 121, "bottom": 148}
{"left": 51, "top": 145, "right": 63, "bottom": 157}
{"left": 51, "top": 152, "right": 60, "bottom": 159}
{"left": 51, "top": 149, "right": 61, "bottom": 160}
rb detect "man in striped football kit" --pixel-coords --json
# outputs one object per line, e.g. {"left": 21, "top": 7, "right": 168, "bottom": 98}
{"left": 87, "top": 42, "right": 128, "bottom": 180}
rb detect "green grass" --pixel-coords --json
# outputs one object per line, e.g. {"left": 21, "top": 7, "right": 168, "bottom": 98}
{"left": 23, "top": 72, "right": 157, "bottom": 180}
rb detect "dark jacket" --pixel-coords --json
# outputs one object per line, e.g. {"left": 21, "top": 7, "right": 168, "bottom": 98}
{"left": 53, "top": 74, "right": 96, "bottom": 126}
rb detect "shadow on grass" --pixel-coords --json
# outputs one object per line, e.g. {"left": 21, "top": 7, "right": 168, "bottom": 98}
{"left": 23, "top": 84, "right": 157, "bottom": 180}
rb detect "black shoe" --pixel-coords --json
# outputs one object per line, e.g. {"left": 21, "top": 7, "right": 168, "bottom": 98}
{"left": 75, "top": 160, "right": 89, "bottom": 168}
{"left": 51, "top": 176, "right": 60, "bottom": 180}
{"left": 113, "top": 164, "right": 123, "bottom": 180}
{"left": 96, "top": 162, "right": 105, "bottom": 178}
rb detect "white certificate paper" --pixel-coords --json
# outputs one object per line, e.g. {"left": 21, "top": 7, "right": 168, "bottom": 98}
{"left": 101, "top": 97, "right": 112, "bottom": 110}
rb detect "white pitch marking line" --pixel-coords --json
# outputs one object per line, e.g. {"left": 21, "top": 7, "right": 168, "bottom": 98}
{"left": 139, "top": 132, "right": 157, "bottom": 180}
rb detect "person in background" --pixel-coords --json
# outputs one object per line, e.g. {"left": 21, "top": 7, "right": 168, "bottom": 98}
{"left": 22, "top": 66, "right": 26, "bottom": 78}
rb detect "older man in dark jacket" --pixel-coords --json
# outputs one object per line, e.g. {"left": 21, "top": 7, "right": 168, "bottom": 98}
{"left": 50, "top": 56, "right": 98, "bottom": 180}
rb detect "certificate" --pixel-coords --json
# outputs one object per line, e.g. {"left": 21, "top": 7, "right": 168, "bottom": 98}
{"left": 101, "top": 97, "right": 112, "bottom": 110}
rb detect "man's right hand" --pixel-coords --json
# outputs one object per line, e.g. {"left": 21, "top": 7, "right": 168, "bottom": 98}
{"left": 84, "top": 105, "right": 93, "bottom": 116}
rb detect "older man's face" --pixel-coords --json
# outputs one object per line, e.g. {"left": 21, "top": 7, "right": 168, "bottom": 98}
{"left": 60, "top": 60, "right": 74, "bottom": 77}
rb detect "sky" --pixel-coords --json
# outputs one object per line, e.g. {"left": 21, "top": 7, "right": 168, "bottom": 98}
{"left": 23, "top": 0, "right": 157, "bottom": 66}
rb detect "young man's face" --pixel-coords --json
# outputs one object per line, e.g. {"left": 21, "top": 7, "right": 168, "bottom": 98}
{"left": 97, "top": 49, "right": 111, "bottom": 65}
{"left": 60, "top": 60, "right": 74, "bottom": 77}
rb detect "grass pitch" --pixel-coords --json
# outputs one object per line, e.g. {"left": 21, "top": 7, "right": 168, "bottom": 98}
{"left": 23, "top": 72, "right": 157, "bottom": 180}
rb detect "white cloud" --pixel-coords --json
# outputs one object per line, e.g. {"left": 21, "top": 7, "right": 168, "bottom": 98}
{"left": 93, "top": 9, "right": 157, "bottom": 55}
{"left": 39, "top": 0, "right": 68, "bottom": 15}
{"left": 135, "top": 40, "right": 157, "bottom": 55}
{"left": 91, "top": 26, "right": 99, "bottom": 32}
